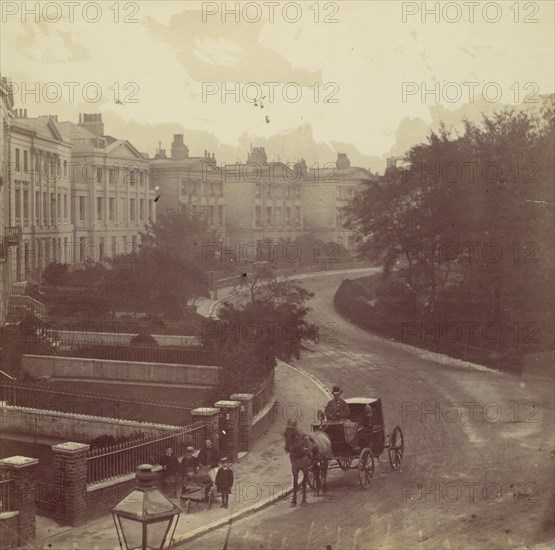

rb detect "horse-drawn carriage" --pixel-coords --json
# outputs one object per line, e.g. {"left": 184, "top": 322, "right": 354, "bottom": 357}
{"left": 309, "top": 397, "right": 404, "bottom": 489}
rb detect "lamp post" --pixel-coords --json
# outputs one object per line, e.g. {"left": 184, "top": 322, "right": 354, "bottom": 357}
{"left": 111, "top": 464, "right": 181, "bottom": 550}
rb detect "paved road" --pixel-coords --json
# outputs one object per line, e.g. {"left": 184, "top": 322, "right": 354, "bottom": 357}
{"left": 184, "top": 272, "right": 554, "bottom": 550}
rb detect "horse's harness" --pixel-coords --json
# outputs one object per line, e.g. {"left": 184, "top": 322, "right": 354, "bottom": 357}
{"left": 289, "top": 434, "right": 317, "bottom": 460}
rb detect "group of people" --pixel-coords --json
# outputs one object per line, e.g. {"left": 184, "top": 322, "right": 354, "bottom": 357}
{"left": 157, "top": 438, "right": 234, "bottom": 509}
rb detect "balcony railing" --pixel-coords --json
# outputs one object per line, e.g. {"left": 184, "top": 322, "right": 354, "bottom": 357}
{"left": 3, "top": 226, "right": 22, "bottom": 246}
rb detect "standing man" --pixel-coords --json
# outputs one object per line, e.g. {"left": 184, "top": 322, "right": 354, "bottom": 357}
{"left": 324, "top": 386, "right": 350, "bottom": 420}
{"left": 158, "top": 446, "right": 180, "bottom": 498}
{"left": 198, "top": 439, "right": 221, "bottom": 483}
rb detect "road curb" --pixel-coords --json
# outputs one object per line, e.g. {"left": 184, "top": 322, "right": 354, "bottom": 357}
{"left": 174, "top": 361, "right": 331, "bottom": 546}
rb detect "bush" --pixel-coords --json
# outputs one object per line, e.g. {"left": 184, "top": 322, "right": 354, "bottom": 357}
{"left": 130, "top": 332, "right": 158, "bottom": 346}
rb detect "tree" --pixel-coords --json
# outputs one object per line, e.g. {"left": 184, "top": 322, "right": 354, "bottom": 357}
{"left": 101, "top": 205, "right": 218, "bottom": 319}
{"left": 346, "top": 102, "right": 554, "bottom": 352}
{"left": 204, "top": 271, "right": 316, "bottom": 395}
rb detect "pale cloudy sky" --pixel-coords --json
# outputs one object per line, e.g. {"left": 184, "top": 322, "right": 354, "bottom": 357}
{"left": 1, "top": 1, "right": 554, "bottom": 169}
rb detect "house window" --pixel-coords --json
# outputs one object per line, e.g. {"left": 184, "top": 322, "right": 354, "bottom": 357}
{"left": 255, "top": 184, "right": 261, "bottom": 198}
{"left": 23, "top": 151, "right": 28, "bottom": 172}
{"left": 64, "top": 160, "right": 67, "bottom": 177}
{"left": 79, "top": 196, "right": 85, "bottom": 221}
{"left": 266, "top": 206, "right": 272, "bottom": 225}
{"left": 275, "top": 207, "right": 282, "bottom": 225}
{"left": 97, "top": 167, "right": 103, "bottom": 183}
{"left": 15, "top": 149, "right": 20, "bottom": 171}
{"left": 294, "top": 185, "right": 300, "bottom": 199}
{"left": 132, "top": 235, "right": 137, "bottom": 252}
{"left": 255, "top": 206, "right": 261, "bottom": 227}
{"left": 15, "top": 189, "right": 21, "bottom": 220}
{"left": 35, "top": 191, "right": 40, "bottom": 223}
{"left": 266, "top": 185, "right": 272, "bottom": 198}
{"left": 50, "top": 193, "right": 55, "bottom": 224}
{"left": 286, "top": 207, "right": 291, "bottom": 225}
{"left": 109, "top": 198, "right": 115, "bottom": 221}
{"left": 295, "top": 206, "right": 301, "bottom": 226}
{"left": 43, "top": 192, "right": 47, "bottom": 223}
{"left": 139, "top": 199, "right": 145, "bottom": 221}
{"left": 109, "top": 167, "right": 118, "bottom": 184}
{"left": 23, "top": 190, "right": 29, "bottom": 221}
{"left": 218, "top": 205, "right": 224, "bottom": 226}
{"left": 97, "top": 197, "right": 103, "bottom": 221}
{"left": 111, "top": 236, "right": 117, "bottom": 257}
{"left": 79, "top": 237, "right": 86, "bottom": 262}
{"left": 148, "top": 200, "right": 153, "bottom": 220}
{"left": 99, "top": 237, "right": 105, "bottom": 260}
{"left": 64, "top": 194, "right": 68, "bottom": 220}
{"left": 139, "top": 172, "right": 144, "bottom": 186}
{"left": 130, "top": 198, "right": 136, "bottom": 221}
{"left": 57, "top": 194, "right": 61, "bottom": 219}
{"left": 128, "top": 167, "right": 137, "bottom": 186}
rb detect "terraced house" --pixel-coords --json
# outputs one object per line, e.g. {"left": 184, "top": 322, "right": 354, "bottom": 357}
{"left": 0, "top": 107, "right": 156, "bottom": 291}
{"left": 58, "top": 114, "right": 156, "bottom": 263}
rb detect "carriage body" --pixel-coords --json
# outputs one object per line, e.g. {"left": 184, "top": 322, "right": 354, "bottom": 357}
{"left": 310, "top": 397, "right": 403, "bottom": 489}
{"left": 311, "top": 397, "right": 384, "bottom": 456}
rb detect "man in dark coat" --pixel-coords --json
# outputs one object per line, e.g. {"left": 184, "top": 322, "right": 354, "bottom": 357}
{"left": 324, "top": 386, "right": 350, "bottom": 420}
{"left": 215, "top": 457, "right": 234, "bottom": 508}
{"left": 158, "top": 446, "right": 180, "bottom": 498}
{"left": 197, "top": 439, "right": 220, "bottom": 469}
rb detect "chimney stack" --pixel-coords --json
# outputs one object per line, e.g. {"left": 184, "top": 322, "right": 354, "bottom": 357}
{"left": 171, "top": 134, "right": 189, "bottom": 160}
{"left": 79, "top": 113, "right": 104, "bottom": 136}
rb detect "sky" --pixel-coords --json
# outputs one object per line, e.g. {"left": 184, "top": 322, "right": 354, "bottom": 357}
{"left": 1, "top": 0, "right": 554, "bottom": 171}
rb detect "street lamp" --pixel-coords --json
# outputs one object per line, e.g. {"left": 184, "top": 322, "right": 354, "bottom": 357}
{"left": 111, "top": 464, "right": 181, "bottom": 550}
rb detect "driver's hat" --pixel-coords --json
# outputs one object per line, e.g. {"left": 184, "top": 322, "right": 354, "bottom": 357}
{"left": 332, "top": 385, "right": 342, "bottom": 395}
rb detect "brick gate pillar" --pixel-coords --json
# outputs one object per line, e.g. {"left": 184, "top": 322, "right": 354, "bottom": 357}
{"left": 51, "top": 442, "right": 90, "bottom": 527}
{"left": 191, "top": 407, "right": 220, "bottom": 451}
{"left": 230, "top": 393, "right": 254, "bottom": 452}
{"left": 214, "top": 400, "right": 241, "bottom": 462}
{"left": 0, "top": 455, "right": 38, "bottom": 547}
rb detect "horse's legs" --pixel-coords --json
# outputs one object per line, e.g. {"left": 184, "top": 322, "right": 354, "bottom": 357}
{"left": 300, "top": 467, "right": 308, "bottom": 506}
{"left": 314, "top": 462, "right": 321, "bottom": 498}
{"left": 291, "top": 467, "right": 298, "bottom": 507}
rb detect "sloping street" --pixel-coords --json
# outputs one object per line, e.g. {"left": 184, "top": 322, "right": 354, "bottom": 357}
{"left": 184, "top": 272, "right": 554, "bottom": 550}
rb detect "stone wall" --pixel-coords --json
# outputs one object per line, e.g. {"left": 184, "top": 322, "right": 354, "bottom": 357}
{"left": 0, "top": 403, "right": 180, "bottom": 442}
{"left": 56, "top": 330, "right": 200, "bottom": 348}
{"left": 22, "top": 355, "right": 220, "bottom": 388}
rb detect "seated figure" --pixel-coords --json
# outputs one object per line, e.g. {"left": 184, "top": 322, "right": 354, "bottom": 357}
{"left": 324, "top": 386, "right": 350, "bottom": 421}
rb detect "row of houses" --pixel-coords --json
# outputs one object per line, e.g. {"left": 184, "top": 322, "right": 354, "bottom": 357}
{"left": 1, "top": 76, "right": 377, "bottom": 324}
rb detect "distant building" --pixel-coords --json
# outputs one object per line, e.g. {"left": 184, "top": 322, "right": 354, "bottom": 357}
{"left": 302, "top": 152, "right": 376, "bottom": 249}
{"left": 0, "top": 75, "right": 17, "bottom": 324}
{"left": 1, "top": 106, "right": 156, "bottom": 287}
{"left": 223, "top": 146, "right": 304, "bottom": 247}
{"left": 6, "top": 111, "right": 73, "bottom": 282}
{"left": 58, "top": 113, "right": 156, "bottom": 263}
{"left": 149, "top": 134, "right": 224, "bottom": 230}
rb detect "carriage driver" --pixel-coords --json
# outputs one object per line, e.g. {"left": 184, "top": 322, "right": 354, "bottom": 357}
{"left": 324, "top": 386, "right": 350, "bottom": 420}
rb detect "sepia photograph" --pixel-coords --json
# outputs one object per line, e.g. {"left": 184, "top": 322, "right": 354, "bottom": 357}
{"left": 0, "top": 1, "right": 554, "bottom": 549}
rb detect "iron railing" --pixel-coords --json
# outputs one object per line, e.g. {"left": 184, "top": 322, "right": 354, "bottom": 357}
{"left": 0, "top": 475, "right": 14, "bottom": 513}
{"left": 87, "top": 421, "right": 206, "bottom": 485}
{"left": 26, "top": 339, "right": 220, "bottom": 366}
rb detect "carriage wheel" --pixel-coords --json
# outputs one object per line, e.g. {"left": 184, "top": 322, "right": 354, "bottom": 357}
{"left": 388, "top": 425, "right": 404, "bottom": 471}
{"left": 337, "top": 458, "right": 353, "bottom": 471}
{"left": 358, "top": 448, "right": 374, "bottom": 489}
{"left": 306, "top": 462, "right": 327, "bottom": 492}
